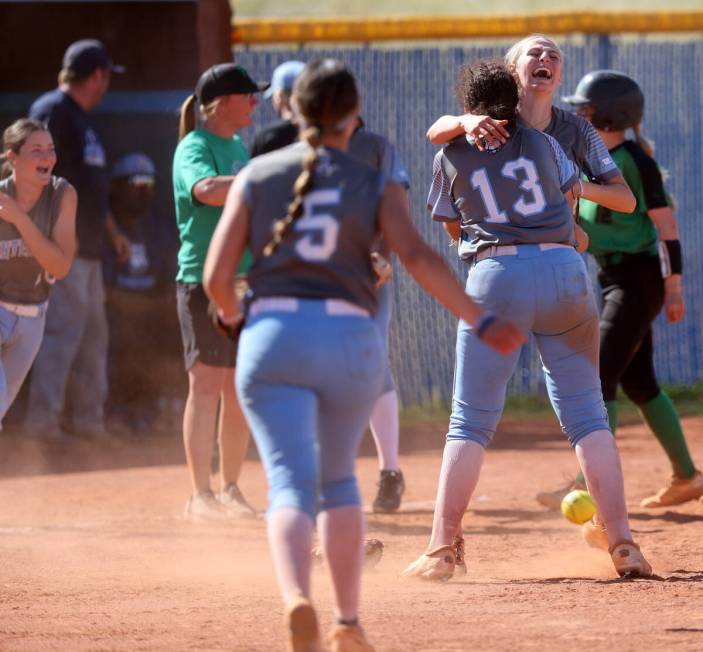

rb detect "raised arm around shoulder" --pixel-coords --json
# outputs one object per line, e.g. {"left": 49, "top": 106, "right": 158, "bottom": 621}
{"left": 427, "top": 115, "right": 467, "bottom": 144}
{"left": 378, "top": 181, "right": 525, "bottom": 354}
{"left": 427, "top": 113, "right": 510, "bottom": 149}
{"left": 192, "top": 175, "right": 238, "bottom": 207}
{"left": 203, "top": 173, "right": 250, "bottom": 320}
{"left": 582, "top": 173, "right": 635, "bottom": 213}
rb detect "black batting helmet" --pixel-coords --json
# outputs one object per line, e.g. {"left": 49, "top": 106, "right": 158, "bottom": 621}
{"left": 563, "top": 70, "right": 644, "bottom": 131}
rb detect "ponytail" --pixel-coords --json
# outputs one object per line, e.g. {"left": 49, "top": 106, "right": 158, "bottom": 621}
{"left": 632, "top": 124, "right": 655, "bottom": 157}
{"left": 263, "top": 126, "right": 322, "bottom": 257}
{"left": 178, "top": 94, "right": 197, "bottom": 142}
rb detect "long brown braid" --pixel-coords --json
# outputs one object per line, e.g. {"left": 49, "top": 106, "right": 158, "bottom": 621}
{"left": 262, "top": 59, "right": 358, "bottom": 257}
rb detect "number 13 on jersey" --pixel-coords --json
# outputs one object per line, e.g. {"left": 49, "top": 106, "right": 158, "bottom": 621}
{"left": 470, "top": 156, "right": 547, "bottom": 223}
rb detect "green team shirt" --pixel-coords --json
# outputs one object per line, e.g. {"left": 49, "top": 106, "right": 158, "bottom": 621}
{"left": 173, "top": 128, "right": 252, "bottom": 282}
{"left": 580, "top": 140, "right": 668, "bottom": 260}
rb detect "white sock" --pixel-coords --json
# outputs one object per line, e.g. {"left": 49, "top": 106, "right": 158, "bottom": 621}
{"left": 267, "top": 507, "right": 314, "bottom": 604}
{"left": 575, "top": 429, "right": 633, "bottom": 546}
{"left": 369, "top": 390, "right": 400, "bottom": 471}
{"left": 428, "top": 439, "right": 485, "bottom": 551}
{"left": 317, "top": 505, "right": 364, "bottom": 621}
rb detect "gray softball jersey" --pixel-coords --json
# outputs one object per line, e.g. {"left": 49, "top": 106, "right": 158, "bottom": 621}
{"left": 242, "top": 142, "right": 385, "bottom": 314}
{"left": 0, "top": 175, "right": 67, "bottom": 304}
{"left": 528, "top": 107, "right": 619, "bottom": 181}
{"left": 428, "top": 127, "right": 578, "bottom": 259}
{"left": 349, "top": 128, "right": 410, "bottom": 188}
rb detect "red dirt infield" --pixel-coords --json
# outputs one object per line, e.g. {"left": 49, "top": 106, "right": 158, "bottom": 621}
{"left": 1, "top": 415, "right": 702, "bottom": 651}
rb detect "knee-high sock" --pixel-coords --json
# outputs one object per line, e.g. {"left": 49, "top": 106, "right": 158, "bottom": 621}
{"left": 428, "top": 439, "right": 485, "bottom": 551}
{"left": 605, "top": 400, "right": 619, "bottom": 435}
{"left": 267, "top": 507, "right": 314, "bottom": 604}
{"left": 575, "top": 429, "right": 632, "bottom": 546}
{"left": 369, "top": 390, "right": 400, "bottom": 471}
{"left": 638, "top": 391, "right": 695, "bottom": 479}
{"left": 317, "top": 505, "right": 364, "bottom": 621}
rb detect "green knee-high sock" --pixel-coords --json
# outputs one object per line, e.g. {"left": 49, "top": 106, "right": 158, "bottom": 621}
{"left": 638, "top": 391, "right": 696, "bottom": 479}
{"left": 574, "top": 401, "right": 619, "bottom": 487}
{"left": 605, "top": 400, "right": 619, "bottom": 435}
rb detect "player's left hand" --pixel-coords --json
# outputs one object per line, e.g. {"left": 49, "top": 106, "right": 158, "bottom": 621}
{"left": 664, "top": 288, "right": 685, "bottom": 323}
{"left": 481, "top": 318, "right": 526, "bottom": 354}
{"left": 0, "top": 191, "right": 24, "bottom": 225}
{"left": 371, "top": 251, "right": 392, "bottom": 288}
{"left": 110, "top": 230, "right": 131, "bottom": 264}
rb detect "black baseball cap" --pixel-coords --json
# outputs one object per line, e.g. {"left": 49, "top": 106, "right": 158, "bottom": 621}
{"left": 195, "top": 63, "right": 270, "bottom": 105}
{"left": 63, "top": 39, "right": 125, "bottom": 76}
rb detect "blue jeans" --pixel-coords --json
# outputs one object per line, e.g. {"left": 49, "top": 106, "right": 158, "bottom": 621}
{"left": 26, "top": 258, "right": 109, "bottom": 432}
{"left": 374, "top": 282, "right": 395, "bottom": 395}
{"left": 0, "top": 304, "right": 47, "bottom": 425}
{"left": 448, "top": 245, "right": 609, "bottom": 448}
{"left": 236, "top": 299, "right": 384, "bottom": 519}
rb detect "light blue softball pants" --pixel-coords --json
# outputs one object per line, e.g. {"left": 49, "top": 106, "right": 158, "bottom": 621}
{"left": 0, "top": 303, "right": 47, "bottom": 425}
{"left": 235, "top": 298, "right": 384, "bottom": 520}
{"left": 448, "top": 244, "right": 609, "bottom": 448}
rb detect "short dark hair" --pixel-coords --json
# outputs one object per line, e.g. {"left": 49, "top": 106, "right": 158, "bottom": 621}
{"left": 455, "top": 59, "right": 519, "bottom": 129}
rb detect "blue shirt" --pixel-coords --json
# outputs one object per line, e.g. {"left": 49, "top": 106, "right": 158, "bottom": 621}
{"left": 30, "top": 89, "right": 108, "bottom": 260}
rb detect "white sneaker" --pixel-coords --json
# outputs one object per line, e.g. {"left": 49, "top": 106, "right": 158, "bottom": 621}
{"left": 219, "top": 483, "right": 257, "bottom": 518}
{"left": 184, "top": 490, "right": 230, "bottom": 523}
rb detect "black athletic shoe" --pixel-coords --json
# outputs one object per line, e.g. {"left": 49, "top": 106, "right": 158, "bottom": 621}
{"left": 372, "top": 470, "right": 405, "bottom": 513}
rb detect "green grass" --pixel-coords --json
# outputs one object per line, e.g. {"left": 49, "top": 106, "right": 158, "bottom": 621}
{"left": 233, "top": 1, "right": 703, "bottom": 18}
{"left": 399, "top": 383, "right": 703, "bottom": 424}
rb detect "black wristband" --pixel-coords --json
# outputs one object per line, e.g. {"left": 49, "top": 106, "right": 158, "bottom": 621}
{"left": 475, "top": 312, "right": 497, "bottom": 340}
{"left": 658, "top": 240, "right": 683, "bottom": 277}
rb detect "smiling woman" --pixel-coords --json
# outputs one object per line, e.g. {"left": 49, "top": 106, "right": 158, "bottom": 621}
{"left": 427, "top": 33, "right": 635, "bottom": 216}
{"left": 0, "top": 118, "right": 76, "bottom": 426}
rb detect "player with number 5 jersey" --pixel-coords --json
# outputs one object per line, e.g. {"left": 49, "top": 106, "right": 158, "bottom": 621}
{"left": 403, "top": 60, "right": 651, "bottom": 582}
{"left": 204, "top": 59, "right": 523, "bottom": 652}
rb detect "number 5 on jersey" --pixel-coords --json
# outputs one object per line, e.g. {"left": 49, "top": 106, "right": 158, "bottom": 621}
{"left": 294, "top": 188, "right": 341, "bottom": 261}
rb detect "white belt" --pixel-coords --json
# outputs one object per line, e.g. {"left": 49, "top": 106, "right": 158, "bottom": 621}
{"left": 249, "top": 297, "right": 370, "bottom": 319}
{"left": 475, "top": 242, "right": 573, "bottom": 262}
{"left": 0, "top": 300, "right": 47, "bottom": 318}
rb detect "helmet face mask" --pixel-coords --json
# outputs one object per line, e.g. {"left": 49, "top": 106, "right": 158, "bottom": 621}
{"left": 564, "top": 70, "right": 644, "bottom": 131}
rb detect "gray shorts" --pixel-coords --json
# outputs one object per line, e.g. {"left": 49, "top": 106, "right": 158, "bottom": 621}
{"left": 176, "top": 282, "right": 236, "bottom": 371}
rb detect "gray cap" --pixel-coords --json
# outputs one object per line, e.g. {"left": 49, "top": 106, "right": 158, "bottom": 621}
{"left": 63, "top": 39, "right": 125, "bottom": 76}
{"left": 264, "top": 60, "right": 306, "bottom": 99}
{"left": 112, "top": 152, "right": 155, "bottom": 180}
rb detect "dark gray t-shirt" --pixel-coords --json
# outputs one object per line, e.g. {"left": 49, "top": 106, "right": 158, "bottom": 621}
{"left": 242, "top": 142, "right": 385, "bottom": 313}
{"left": 0, "top": 175, "right": 67, "bottom": 304}
{"left": 528, "top": 107, "right": 619, "bottom": 182}
{"left": 428, "top": 127, "right": 578, "bottom": 259}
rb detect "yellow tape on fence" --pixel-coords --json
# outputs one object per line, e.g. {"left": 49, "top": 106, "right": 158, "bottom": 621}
{"left": 231, "top": 11, "right": 703, "bottom": 44}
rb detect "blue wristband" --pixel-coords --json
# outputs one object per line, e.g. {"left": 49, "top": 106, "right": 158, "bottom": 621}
{"left": 475, "top": 312, "right": 497, "bottom": 339}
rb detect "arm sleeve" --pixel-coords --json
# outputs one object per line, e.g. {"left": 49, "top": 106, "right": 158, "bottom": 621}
{"left": 427, "top": 150, "right": 460, "bottom": 221}
{"left": 178, "top": 139, "right": 219, "bottom": 204}
{"left": 543, "top": 133, "right": 578, "bottom": 192}
{"left": 385, "top": 143, "right": 411, "bottom": 189}
{"left": 578, "top": 118, "right": 620, "bottom": 182}
{"left": 240, "top": 167, "right": 254, "bottom": 211}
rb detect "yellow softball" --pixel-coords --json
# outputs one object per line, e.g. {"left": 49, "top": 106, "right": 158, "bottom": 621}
{"left": 560, "top": 489, "right": 596, "bottom": 524}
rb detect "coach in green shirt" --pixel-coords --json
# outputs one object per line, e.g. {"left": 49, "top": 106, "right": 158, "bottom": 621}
{"left": 173, "top": 63, "right": 269, "bottom": 523}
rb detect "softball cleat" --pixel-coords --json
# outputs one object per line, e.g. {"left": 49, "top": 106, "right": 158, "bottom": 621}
{"left": 453, "top": 535, "right": 467, "bottom": 575}
{"left": 609, "top": 541, "right": 653, "bottom": 578}
{"left": 581, "top": 513, "right": 609, "bottom": 551}
{"left": 328, "top": 624, "right": 376, "bottom": 652}
{"left": 640, "top": 471, "right": 703, "bottom": 508}
{"left": 535, "top": 476, "right": 587, "bottom": 511}
{"left": 402, "top": 544, "right": 456, "bottom": 582}
{"left": 285, "top": 596, "right": 321, "bottom": 652}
